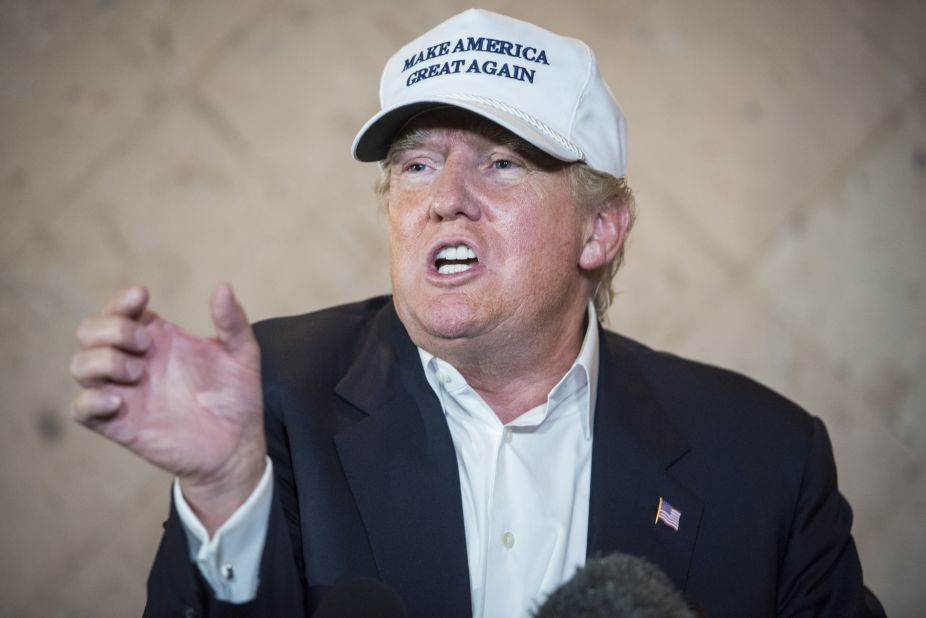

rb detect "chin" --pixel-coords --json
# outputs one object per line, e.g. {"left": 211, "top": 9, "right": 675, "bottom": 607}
{"left": 397, "top": 293, "right": 483, "bottom": 344}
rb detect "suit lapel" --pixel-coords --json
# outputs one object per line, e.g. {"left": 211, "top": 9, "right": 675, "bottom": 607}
{"left": 332, "top": 303, "right": 472, "bottom": 617}
{"left": 327, "top": 304, "right": 702, "bottom": 609}
{"left": 588, "top": 331, "right": 703, "bottom": 591}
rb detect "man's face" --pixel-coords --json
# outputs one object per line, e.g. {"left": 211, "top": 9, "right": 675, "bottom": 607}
{"left": 386, "top": 111, "right": 596, "bottom": 354}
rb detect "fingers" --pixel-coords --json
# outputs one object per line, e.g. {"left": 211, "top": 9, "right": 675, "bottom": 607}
{"left": 70, "top": 347, "right": 146, "bottom": 387}
{"left": 71, "top": 388, "right": 122, "bottom": 425}
{"left": 71, "top": 286, "right": 152, "bottom": 397}
{"left": 77, "top": 314, "right": 152, "bottom": 353}
{"left": 102, "top": 284, "right": 149, "bottom": 319}
{"left": 210, "top": 282, "right": 255, "bottom": 352}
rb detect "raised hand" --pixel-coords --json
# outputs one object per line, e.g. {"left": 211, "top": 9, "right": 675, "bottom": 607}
{"left": 70, "top": 283, "right": 266, "bottom": 533}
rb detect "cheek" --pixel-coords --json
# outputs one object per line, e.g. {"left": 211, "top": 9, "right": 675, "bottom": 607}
{"left": 499, "top": 193, "right": 584, "bottom": 263}
{"left": 387, "top": 227, "right": 413, "bottom": 279}
{"left": 387, "top": 216, "right": 431, "bottom": 298}
{"left": 387, "top": 201, "right": 421, "bottom": 257}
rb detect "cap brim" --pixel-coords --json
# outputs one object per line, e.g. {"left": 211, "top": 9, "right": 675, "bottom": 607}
{"left": 351, "top": 97, "right": 582, "bottom": 164}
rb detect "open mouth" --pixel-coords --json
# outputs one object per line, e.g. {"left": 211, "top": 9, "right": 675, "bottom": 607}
{"left": 434, "top": 244, "right": 478, "bottom": 275}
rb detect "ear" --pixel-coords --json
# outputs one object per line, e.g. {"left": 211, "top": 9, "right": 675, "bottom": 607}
{"left": 579, "top": 200, "right": 631, "bottom": 271}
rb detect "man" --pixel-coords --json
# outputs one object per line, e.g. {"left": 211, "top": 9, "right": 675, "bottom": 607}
{"left": 69, "top": 9, "right": 884, "bottom": 617}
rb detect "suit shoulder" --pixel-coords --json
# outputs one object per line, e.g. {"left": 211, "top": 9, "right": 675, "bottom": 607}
{"left": 254, "top": 296, "right": 389, "bottom": 344}
{"left": 252, "top": 296, "right": 393, "bottom": 382}
{"left": 603, "top": 330, "right": 813, "bottom": 439}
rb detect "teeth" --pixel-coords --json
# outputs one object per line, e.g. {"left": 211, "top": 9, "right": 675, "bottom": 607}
{"left": 438, "top": 263, "right": 474, "bottom": 275}
{"left": 434, "top": 243, "right": 478, "bottom": 275}
{"left": 436, "top": 244, "right": 476, "bottom": 260}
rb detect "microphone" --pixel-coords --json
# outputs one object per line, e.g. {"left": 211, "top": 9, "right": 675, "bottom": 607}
{"left": 534, "top": 553, "right": 696, "bottom": 618}
{"left": 311, "top": 577, "right": 408, "bottom": 618}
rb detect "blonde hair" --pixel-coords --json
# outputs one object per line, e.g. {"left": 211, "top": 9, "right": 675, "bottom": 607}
{"left": 566, "top": 164, "right": 635, "bottom": 318}
{"left": 375, "top": 122, "right": 635, "bottom": 321}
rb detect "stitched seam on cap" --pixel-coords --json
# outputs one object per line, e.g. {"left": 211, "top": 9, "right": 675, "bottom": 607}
{"left": 443, "top": 92, "right": 586, "bottom": 161}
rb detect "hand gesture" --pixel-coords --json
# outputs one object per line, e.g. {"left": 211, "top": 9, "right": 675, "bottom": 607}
{"left": 69, "top": 283, "right": 266, "bottom": 532}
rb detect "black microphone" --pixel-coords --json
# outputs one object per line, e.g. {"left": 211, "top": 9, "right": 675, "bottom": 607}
{"left": 311, "top": 577, "right": 408, "bottom": 618}
{"left": 534, "top": 553, "right": 697, "bottom": 618}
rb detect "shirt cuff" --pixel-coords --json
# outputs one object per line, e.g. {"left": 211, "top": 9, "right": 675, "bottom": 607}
{"left": 173, "top": 457, "right": 274, "bottom": 603}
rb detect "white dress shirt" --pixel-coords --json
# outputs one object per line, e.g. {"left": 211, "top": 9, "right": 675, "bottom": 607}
{"left": 174, "top": 456, "right": 273, "bottom": 602}
{"left": 176, "top": 303, "right": 599, "bottom": 617}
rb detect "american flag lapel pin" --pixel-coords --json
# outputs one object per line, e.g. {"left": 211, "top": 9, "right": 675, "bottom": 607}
{"left": 655, "top": 497, "right": 682, "bottom": 531}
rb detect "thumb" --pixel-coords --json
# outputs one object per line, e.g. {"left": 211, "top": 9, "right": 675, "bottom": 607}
{"left": 210, "top": 282, "right": 255, "bottom": 352}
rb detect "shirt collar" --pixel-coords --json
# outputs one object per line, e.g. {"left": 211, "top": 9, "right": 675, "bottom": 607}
{"left": 417, "top": 301, "right": 600, "bottom": 439}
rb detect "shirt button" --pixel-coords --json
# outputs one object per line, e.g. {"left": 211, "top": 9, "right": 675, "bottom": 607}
{"left": 502, "top": 531, "right": 515, "bottom": 549}
{"left": 221, "top": 563, "right": 234, "bottom": 580}
{"left": 435, "top": 369, "right": 451, "bottom": 384}
{"left": 503, "top": 427, "right": 513, "bottom": 443}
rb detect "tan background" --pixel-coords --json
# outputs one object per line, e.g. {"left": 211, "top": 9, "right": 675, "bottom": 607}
{"left": 1, "top": 0, "right": 924, "bottom": 615}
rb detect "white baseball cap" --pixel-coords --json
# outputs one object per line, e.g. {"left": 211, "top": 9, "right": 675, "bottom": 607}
{"left": 352, "top": 9, "right": 627, "bottom": 178}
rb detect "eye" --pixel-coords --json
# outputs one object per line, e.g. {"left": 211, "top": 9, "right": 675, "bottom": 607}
{"left": 399, "top": 159, "right": 430, "bottom": 174}
{"left": 492, "top": 159, "right": 515, "bottom": 170}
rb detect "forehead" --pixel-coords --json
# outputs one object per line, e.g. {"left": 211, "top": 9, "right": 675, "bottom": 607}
{"left": 387, "top": 109, "right": 564, "bottom": 167}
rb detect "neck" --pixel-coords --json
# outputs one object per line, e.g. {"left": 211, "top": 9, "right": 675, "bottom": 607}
{"left": 425, "top": 307, "right": 590, "bottom": 424}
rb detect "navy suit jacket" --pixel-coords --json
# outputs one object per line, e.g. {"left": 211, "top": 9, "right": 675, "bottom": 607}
{"left": 145, "top": 296, "right": 883, "bottom": 617}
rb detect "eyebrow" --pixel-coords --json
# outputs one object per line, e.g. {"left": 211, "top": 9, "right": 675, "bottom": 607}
{"left": 386, "top": 127, "right": 436, "bottom": 157}
{"left": 386, "top": 124, "right": 563, "bottom": 171}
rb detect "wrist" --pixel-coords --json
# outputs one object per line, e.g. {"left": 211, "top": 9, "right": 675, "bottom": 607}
{"left": 180, "top": 443, "right": 267, "bottom": 536}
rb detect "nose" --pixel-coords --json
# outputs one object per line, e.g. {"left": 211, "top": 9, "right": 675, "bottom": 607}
{"left": 429, "top": 158, "right": 482, "bottom": 222}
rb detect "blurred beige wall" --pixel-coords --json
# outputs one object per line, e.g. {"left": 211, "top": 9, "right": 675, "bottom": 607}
{"left": 1, "top": 0, "right": 924, "bottom": 615}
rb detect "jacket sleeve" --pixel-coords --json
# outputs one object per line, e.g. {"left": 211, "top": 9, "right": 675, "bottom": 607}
{"left": 144, "top": 387, "right": 310, "bottom": 617}
{"left": 143, "top": 481, "right": 308, "bottom": 618}
{"left": 776, "top": 417, "right": 885, "bottom": 617}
